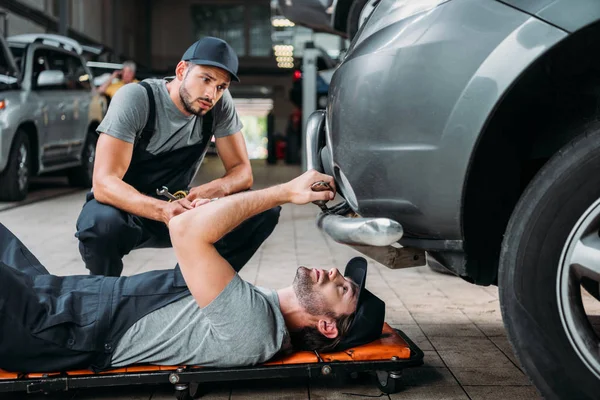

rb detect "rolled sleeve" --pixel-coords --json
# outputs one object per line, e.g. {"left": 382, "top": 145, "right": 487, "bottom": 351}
{"left": 96, "top": 83, "right": 149, "bottom": 143}
{"left": 211, "top": 90, "right": 243, "bottom": 138}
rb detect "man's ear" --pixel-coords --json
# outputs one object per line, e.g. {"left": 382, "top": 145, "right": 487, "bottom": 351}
{"left": 175, "top": 61, "right": 188, "bottom": 81}
{"left": 317, "top": 318, "right": 339, "bottom": 339}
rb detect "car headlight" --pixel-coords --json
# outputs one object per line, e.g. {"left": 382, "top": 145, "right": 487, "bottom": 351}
{"left": 349, "top": 0, "right": 452, "bottom": 51}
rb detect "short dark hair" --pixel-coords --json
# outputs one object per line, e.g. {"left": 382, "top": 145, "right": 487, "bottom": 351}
{"left": 289, "top": 312, "right": 356, "bottom": 353}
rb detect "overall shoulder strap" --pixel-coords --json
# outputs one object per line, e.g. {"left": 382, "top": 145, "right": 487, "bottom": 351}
{"left": 189, "top": 110, "right": 215, "bottom": 174}
{"left": 136, "top": 81, "right": 156, "bottom": 151}
{"left": 200, "top": 109, "right": 214, "bottom": 149}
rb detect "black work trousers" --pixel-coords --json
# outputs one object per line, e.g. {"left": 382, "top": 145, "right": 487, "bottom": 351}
{"left": 0, "top": 224, "right": 96, "bottom": 373}
{"left": 75, "top": 193, "right": 281, "bottom": 276}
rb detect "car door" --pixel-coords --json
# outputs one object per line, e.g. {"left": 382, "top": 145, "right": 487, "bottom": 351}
{"left": 29, "top": 47, "right": 67, "bottom": 165}
{"left": 43, "top": 48, "right": 79, "bottom": 162}
{"left": 63, "top": 53, "right": 92, "bottom": 161}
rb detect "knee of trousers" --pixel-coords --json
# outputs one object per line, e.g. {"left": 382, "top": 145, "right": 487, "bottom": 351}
{"left": 254, "top": 206, "right": 281, "bottom": 241}
{"left": 263, "top": 205, "right": 282, "bottom": 228}
{"left": 76, "top": 203, "right": 130, "bottom": 244}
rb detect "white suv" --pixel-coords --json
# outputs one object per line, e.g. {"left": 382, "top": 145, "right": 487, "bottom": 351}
{"left": 0, "top": 34, "right": 106, "bottom": 201}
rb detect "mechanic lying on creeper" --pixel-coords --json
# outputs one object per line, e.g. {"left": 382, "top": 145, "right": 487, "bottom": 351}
{"left": 0, "top": 169, "right": 385, "bottom": 373}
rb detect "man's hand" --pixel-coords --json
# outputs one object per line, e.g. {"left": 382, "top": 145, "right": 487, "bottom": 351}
{"left": 160, "top": 198, "right": 194, "bottom": 224}
{"left": 191, "top": 198, "right": 212, "bottom": 208}
{"left": 186, "top": 184, "right": 225, "bottom": 202}
{"left": 282, "top": 169, "right": 336, "bottom": 205}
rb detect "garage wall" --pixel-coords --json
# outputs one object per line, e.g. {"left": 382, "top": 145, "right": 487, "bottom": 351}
{"left": 0, "top": 0, "right": 150, "bottom": 64}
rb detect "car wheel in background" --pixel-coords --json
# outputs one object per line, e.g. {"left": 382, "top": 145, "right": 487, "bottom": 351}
{"left": 347, "top": 0, "right": 369, "bottom": 40}
{"left": 67, "top": 130, "right": 97, "bottom": 188}
{"left": 498, "top": 126, "right": 600, "bottom": 399}
{"left": 347, "top": 0, "right": 380, "bottom": 40}
{"left": 0, "top": 129, "right": 30, "bottom": 201}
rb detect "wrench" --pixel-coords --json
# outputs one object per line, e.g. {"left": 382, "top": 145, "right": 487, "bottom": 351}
{"left": 156, "top": 186, "right": 179, "bottom": 201}
{"left": 311, "top": 181, "right": 333, "bottom": 212}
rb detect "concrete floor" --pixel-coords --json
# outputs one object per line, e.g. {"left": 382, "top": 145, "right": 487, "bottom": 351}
{"left": 0, "top": 157, "right": 543, "bottom": 400}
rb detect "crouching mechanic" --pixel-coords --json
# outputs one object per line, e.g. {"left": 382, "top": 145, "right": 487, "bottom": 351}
{"left": 0, "top": 170, "right": 385, "bottom": 373}
{"left": 75, "top": 36, "right": 280, "bottom": 277}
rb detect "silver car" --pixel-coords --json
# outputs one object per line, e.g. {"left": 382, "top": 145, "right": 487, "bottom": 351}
{"left": 307, "top": 0, "right": 600, "bottom": 397}
{"left": 0, "top": 34, "right": 106, "bottom": 201}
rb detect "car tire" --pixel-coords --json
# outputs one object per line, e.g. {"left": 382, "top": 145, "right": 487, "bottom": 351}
{"left": 347, "top": 0, "right": 369, "bottom": 41}
{"left": 67, "top": 130, "right": 97, "bottom": 188}
{"left": 498, "top": 125, "right": 600, "bottom": 399}
{"left": 0, "top": 129, "right": 30, "bottom": 202}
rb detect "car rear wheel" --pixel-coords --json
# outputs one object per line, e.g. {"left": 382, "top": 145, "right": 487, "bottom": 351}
{"left": 347, "top": 0, "right": 380, "bottom": 40}
{"left": 347, "top": 0, "right": 369, "bottom": 40}
{"left": 67, "top": 130, "right": 97, "bottom": 188}
{"left": 0, "top": 129, "right": 30, "bottom": 201}
{"left": 498, "top": 126, "right": 600, "bottom": 399}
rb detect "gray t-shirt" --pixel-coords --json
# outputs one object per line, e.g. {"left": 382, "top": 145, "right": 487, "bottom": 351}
{"left": 110, "top": 274, "right": 289, "bottom": 368}
{"left": 96, "top": 78, "right": 243, "bottom": 154}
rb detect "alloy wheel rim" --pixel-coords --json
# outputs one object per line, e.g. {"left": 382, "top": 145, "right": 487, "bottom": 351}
{"left": 17, "top": 143, "right": 28, "bottom": 191}
{"left": 557, "top": 197, "right": 600, "bottom": 380}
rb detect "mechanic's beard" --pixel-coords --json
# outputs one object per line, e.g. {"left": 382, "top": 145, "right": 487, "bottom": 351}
{"left": 293, "top": 267, "right": 327, "bottom": 316}
{"left": 179, "top": 83, "right": 208, "bottom": 116}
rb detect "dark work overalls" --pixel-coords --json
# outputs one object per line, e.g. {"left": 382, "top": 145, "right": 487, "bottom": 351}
{"left": 75, "top": 82, "right": 280, "bottom": 276}
{"left": 0, "top": 223, "right": 193, "bottom": 373}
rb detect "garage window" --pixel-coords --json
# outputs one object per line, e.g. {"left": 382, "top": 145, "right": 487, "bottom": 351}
{"left": 191, "top": 3, "right": 273, "bottom": 58}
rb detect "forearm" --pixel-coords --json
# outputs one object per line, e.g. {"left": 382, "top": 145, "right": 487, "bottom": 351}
{"left": 97, "top": 80, "right": 110, "bottom": 94}
{"left": 93, "top": 176, "right": 165, "bottom": 221}
{"left": 193, "top": 163, "right": 253, "bottom": 198}
{"left": 173, "top": 184, "right": 287, "bottom": 244}
{"left": 169, "top": 169, "right": 334, "bottom": 308}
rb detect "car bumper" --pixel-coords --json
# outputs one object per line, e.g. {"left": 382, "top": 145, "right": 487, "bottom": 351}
{"left": 306, "top": 111, "right": 426, "bottom": 269}
{"left": 323, "top": 0, "right": 566, "bottom": 240}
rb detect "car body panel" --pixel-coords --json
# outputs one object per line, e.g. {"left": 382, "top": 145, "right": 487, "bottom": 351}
{"left": 501, "top": 0, "right": 600, "bottom": 32}
{"left": 0, "top": 37, "right": 22, "bottom": 173}
{"left": 323, "top": 0, "right": 567, "bottom": 239}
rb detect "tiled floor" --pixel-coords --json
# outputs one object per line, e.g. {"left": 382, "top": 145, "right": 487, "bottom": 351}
{"left": 1, "top": 157, "right": 543, "bottom": 399}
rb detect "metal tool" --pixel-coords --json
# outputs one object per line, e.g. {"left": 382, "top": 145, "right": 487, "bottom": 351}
{"left": 313, "top": 350, "right": 324, "bottom": 363}
{"left": 311, "top": 181, "right": 333, "bottom": 212}
{"left": 156, "top": 186, "right": 179, "bottom": 201}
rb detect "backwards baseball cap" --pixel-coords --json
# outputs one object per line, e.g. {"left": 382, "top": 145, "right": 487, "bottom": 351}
{"left": 333, "top": 257, "right": 386, "bottom": 351}
{"left": 182, "top": 37, "right": 240, "bottom": 82}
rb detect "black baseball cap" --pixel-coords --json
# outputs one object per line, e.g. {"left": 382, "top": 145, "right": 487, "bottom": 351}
{"left": 333, "top": 257, "right": 386, "bottom": 351}
{"left": 182, "top": 37, "right": 240, "bottom": 82}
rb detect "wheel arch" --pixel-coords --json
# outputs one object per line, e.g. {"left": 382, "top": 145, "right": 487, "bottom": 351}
{"left": 87, "top": 120, "right": 100, "bottom": 137}
{"left": 17, "top": 121, "right": 39, "bottom": 176}
{"left": 462, "top": 20, "right": 600, "bottom": 285}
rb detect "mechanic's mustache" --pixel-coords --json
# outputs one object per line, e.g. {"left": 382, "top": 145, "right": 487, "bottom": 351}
{"left": 196, "top": 97, "right": 213, "bottom": 105}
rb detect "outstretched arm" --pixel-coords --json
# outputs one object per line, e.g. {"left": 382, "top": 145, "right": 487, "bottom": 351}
{"left": 186, "top": 132, "right": 253, "bottom": 200}
{"left": 168, "top": 170, "right": 336, "bottom": 308}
